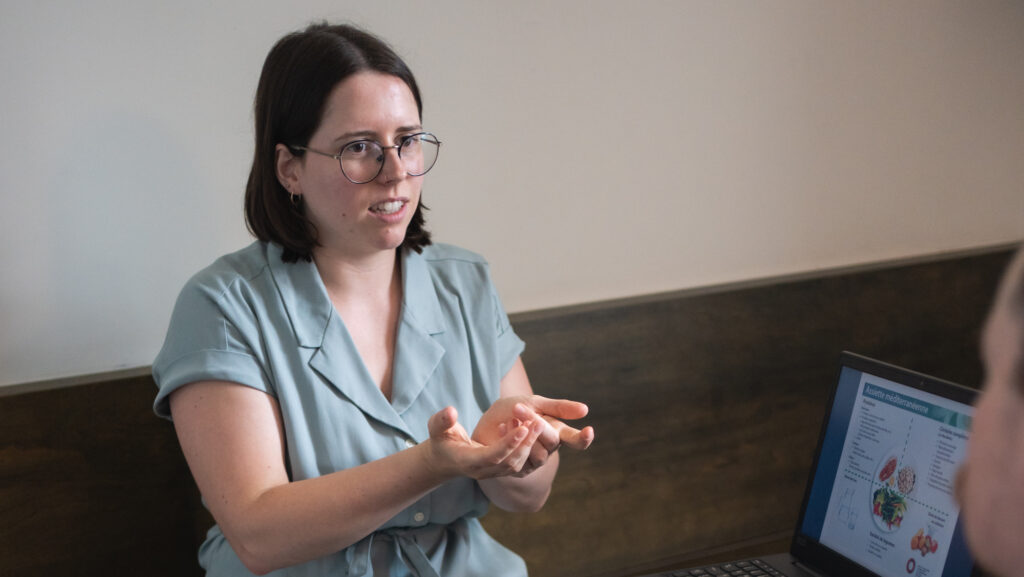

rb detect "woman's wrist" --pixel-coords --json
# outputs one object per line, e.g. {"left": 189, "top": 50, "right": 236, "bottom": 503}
{"left": 414, "top": 438, "right": 460, "bottom": 484}
{"left": 478, "top": 454, "right": 557, "bottom": 513}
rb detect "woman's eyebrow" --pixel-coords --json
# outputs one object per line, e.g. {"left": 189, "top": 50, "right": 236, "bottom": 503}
{"left": 331, "top": 125, "right": 423, "bottom": 145}
{"left": 395, "top": 124, "right": 424, "bottom": 135}
{"left": 331, "top": 130, "right": 376, "bottom": 145}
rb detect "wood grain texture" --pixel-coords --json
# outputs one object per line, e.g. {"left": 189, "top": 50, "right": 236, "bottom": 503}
{"left": 0, "top": 374, "right": 209, "bottom": 577}
{"left": 482, "top": 248, "right": 1012, "bottom": 577}
{"left": 0, "top": 247, "right": 1012, "bottom": 577}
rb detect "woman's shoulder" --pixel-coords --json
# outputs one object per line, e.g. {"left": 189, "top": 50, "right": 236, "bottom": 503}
{"left": 410, "top": 243, "right": 509, "bottom": 320}
{"left": 419, "top": 242, "right": 489, "bottom": 266}
{"left": 178, "top": 240, "right": 278, "bottom": 307}
{"left": 184, "top": 241, "right": 274, "bottom": 297}
{"left": 416, "top": 243, "right": 493, "bottom": 285}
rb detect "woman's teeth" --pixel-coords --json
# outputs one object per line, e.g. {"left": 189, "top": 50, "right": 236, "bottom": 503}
{"left": 370, "top": 200, "right": 403, "bottom": 215}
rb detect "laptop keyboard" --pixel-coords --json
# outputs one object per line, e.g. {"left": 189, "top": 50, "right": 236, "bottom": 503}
{"left": 658, "top": 558, "right": 786, "bottom": 577}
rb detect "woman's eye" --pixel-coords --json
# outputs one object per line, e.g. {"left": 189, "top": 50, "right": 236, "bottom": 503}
{"left": 345, "top": 141, "right": 370, "bottom": 156}
{"left": 400, "top": 135, "right": 422, "bottom": 151}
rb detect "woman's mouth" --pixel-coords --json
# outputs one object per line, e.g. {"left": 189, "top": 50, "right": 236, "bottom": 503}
{"left": 369, "top": 200, "right": 404, "bottom": 215}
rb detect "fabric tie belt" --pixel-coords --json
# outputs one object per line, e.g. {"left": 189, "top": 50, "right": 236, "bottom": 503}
{"left": 345, "top": 526, "right": 441, "bottom": 577}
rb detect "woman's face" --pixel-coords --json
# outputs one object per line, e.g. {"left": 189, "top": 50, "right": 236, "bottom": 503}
{"left": 956, "top": 276, "right": 1024, "bottom": 577}
{"left": 285, "top": 71, "right": 423, "bottom": 260}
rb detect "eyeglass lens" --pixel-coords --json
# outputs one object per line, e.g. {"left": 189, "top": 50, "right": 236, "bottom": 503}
{"left": 340, "top": 134, "right": 440, "bottom": 183}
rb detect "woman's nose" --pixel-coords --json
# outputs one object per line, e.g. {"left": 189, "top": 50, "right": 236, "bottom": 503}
{"left": 376, "top": 146, "right": 406, "bottom": 183}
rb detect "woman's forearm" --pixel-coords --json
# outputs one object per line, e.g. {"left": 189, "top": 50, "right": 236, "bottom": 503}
{"left": 172, "top": 383, "right": 457, "bottom": 574}
{"left": 479, "top": 451, "right": 560, "bottom": 512}
{"left": 223, "top": 441, "right": 452, "bottom": 574}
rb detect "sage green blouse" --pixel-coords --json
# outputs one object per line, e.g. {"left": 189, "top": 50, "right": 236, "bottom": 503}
{"left": 154, "top": 241, "right": 527, "bottom": 576}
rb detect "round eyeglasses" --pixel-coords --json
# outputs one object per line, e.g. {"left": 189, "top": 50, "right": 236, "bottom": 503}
{"left": 290, "top": 132, "right": 441, "bottom": 184}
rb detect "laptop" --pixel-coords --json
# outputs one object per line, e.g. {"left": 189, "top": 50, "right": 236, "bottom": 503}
{"left": 638, "top": 351, "right": 980, "bottom": 577}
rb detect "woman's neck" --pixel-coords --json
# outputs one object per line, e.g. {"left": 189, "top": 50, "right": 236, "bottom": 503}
{"left": 312, "top": 247, "right": 401, "bottom": 307}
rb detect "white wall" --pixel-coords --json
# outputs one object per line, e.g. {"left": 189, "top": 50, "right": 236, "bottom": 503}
{"left": 2, "top": 1, "right": 1022, "bottom": 387}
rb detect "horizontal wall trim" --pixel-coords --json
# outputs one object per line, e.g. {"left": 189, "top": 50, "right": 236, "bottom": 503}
{"left": 512, "top": 240, "right": 1020, "bottom": 322}
{"left": 0, "top": 365, "right": 153, "bottom": 398}
{"left": 3, "top": 240, "right": 1017, "bottom": 398}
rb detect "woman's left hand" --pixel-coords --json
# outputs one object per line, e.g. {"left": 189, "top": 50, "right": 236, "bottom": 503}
{"left": 472, "top": 395, "right": 594, "bottom": 476}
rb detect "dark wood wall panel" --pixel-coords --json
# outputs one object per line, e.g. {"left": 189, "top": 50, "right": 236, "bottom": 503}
{"left": 0, "top": 374, "right": 208, "bottom": 577}
{"left": 482, "top": 248, "right": 1013, "bottom": 577}
{"left": 0, "top": 246, "right": 1014, "bottom": 577}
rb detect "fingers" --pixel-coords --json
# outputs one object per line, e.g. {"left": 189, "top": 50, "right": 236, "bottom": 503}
{"left": 522, "top": 439, "right": 553, "bottom": 475}
{"left": 460, "top": 422, "right": 527, "bottom": 478}
{"left": 428, "top": 406, "right": 458, "bottom": 437}
{"left": 513, "top": 404, "right": 560, "bottom": 452}
{"left": 540, "top": 416, "right": 594, "bottom": 451}
{"left": 564, "top": 425, "right": 595, "bottom": 451}
{"left": 518, "top": 395, "right": 594, "bottom": 451}
{"left": 509, "top": 418, "right": 545, "bottom": 467}
{"left": 528, "top": 395, "right": 590, "bottom": 420}
{"left": 536, "top": 414, "right": 594, "bottom": 452}
{"left": 535, "top": 418, "right": 561, "bottom": 453}
{"left": 429, "top": 401, "right": 591, "bottom": 481}
{"left": 506, "top": 419, "right": 547, "bottom": 477}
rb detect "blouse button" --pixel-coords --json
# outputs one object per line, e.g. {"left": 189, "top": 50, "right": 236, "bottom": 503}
{"left": 413, "top": 512, "right": 425, "bottom": 523}
{"left": 405, "top": 438, "right": 417, "bottom": 448}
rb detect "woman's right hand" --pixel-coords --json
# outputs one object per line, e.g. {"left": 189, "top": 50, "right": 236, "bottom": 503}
{"left": 422, "top": 406, "right": 545, "bottom": 480}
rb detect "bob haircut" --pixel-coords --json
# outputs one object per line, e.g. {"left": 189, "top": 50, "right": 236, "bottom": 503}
{"left": 245, "top": 22, "right": 431, "bottom": 263}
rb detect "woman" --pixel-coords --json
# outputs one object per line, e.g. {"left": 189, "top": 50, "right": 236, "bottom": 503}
{"left": 153, "top": 22, "right": 594, "bottom": 577}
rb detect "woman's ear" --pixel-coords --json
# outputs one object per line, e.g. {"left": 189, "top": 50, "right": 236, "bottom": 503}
{"left": 275, "top": 143, "right": 302, "bottom": 197}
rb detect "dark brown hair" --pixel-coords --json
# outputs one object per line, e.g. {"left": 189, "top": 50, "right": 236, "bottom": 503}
{"left": 244, "top": 22, "right": 431, "bottom": 262}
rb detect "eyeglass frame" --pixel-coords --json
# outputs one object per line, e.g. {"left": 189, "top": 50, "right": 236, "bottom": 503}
{"left": 288, "top": 131, "right": 441, "bottom": 184}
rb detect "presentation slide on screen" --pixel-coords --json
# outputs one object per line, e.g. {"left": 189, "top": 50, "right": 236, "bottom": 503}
{"left": 818, "top": 373, "right": 971, "bottom": 577}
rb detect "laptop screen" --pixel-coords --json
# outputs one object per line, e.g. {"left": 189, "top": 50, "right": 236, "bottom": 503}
{"left": 794, "top": 353, "right": 977, "bottom": 577}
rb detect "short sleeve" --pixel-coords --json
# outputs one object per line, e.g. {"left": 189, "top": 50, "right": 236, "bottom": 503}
{"left": 489, "top": 278, "right": 525, "bottom": 380}
{"left": 152, "top": 275, "right": 275, "bottom": 420}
